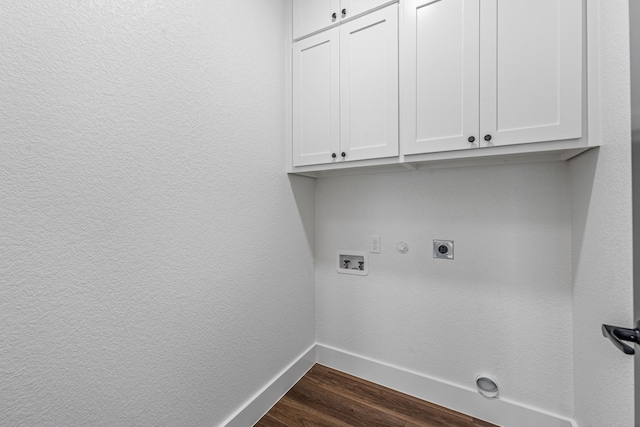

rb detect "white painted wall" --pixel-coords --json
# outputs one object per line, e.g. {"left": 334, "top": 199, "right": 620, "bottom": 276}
{"left": 632, "top": 5, "right": 640, "bottom": 426}
{"left": 315, "top": 162, "right": 574, "bottom": 417}
{"left": 569, "top": 1, "right": 634, "bottom": 426}
{"left": 315, "top": 1, "right": 637, "bottom": 425}
{"left": 0, "top": 1, "right": 316, "bottom": 426}
{"left": 1, "top": 0, "right": 635, "bottom": 425}
{"left": 632, "top": 0, "right": 640, "bottom": 131}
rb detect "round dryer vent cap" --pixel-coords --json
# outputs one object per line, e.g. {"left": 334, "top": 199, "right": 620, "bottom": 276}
{"left": 476, "top": 376, "right": 499, "bottom": 398}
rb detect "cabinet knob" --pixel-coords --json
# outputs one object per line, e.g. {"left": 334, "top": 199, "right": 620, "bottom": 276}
{"left": 468, "top": 136, "right": 476, "bottom": 143}
{"left": 341, "top": 152, "right": 346, "bottom": 158}
{"left": 341, "top": 8, "right": 347, "bottom": 17}
{"left": 331, "top": 152, "right": 337, "bottom": 158}
{"left": 484, "top": 134, "right": 492, "bottom": 141}
{"left": 332, "top": 12, "right": 337, "bottom": 20}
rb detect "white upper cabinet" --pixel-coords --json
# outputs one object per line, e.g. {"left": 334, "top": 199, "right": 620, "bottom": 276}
{"left": 401, "top": 0, "right": 582, "bottom": 156}
{"left": 479, "top": 0, "right": 582, "bottom": 148}
{"left": 292, "top": 5, "right": 398, "bottom": 167}
{"left": 340, "top": 5, "right": 398, "bottom": 162}
{"left": 401, "top": 0, "right": 480, "bottom": 155}
{"left": 342, "top": 0, "right": 393, "bottom": 21}
{"left": 292, "top": 28, "right": 340, "bottom": 167}
{"left": 293, "top": 0, "right": 340, "bottom": 40}
{"left": 293, "top": 0, "right": 392, "bottom": 40}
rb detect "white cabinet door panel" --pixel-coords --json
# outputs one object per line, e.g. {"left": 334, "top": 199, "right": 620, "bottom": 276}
{"left": 341, "top": 0, "right": 394, "bottom": 21}
{"left": 401, "top": 0, "right": 480, "bottom": 155}
{"left": 292, "top": 29, "right": 340, "bottom": 166}
{"left": 293, "top": 0, "right": 340, "bottom": 40}
{"left": 479, "top": 0, "right": 582, "bottom": 147}
{"left": 340, "top": 5, "right": 398, "bottom": 161}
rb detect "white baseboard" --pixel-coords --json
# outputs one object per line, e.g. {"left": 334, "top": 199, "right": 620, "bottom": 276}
{"left": 222, "top": 345, "right": 316, "bottom": 427}
{"left": 222, "top": 343, "right": 576, "bottom": 427}
{"left": 316, "top": 343, "right": 576, "bottom": 427}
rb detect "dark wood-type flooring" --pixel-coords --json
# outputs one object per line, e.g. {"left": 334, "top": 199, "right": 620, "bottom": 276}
{"left": 255, "top": 364, "right": 497, "bottom": 427}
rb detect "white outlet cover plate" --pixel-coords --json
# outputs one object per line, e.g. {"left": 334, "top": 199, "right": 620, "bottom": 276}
{"left": 369, "top": 235, "right": 381, "bottom": 253}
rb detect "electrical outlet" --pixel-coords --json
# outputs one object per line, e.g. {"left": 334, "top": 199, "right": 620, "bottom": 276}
{"left": 433, "top": 239, "right": 454, "bottom": 259}
{"left": 369, "top": 235, "right": 381, "bottom": 253}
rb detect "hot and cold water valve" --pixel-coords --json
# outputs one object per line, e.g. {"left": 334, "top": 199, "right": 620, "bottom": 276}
{"left": 337, "top": 251, "right": 368, "bottom": 276}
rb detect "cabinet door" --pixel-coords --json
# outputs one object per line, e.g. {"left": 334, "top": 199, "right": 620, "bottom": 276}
{"left": 340, "top": 5, "right": 399, "bottom": 162}
{"left": 400, "top": 0, "right": 480, "bottom": 155}
{"left": 292, "top": 28, "right": 340, "bottom": 167}
{"left": 341, "top": 0, "right": 394, "bottom": 21}
{"left": 479, "top": 0, "right": 582, "bottom": 147}
{"left": 293, "top": 0, "right": 340, "bottom": 40}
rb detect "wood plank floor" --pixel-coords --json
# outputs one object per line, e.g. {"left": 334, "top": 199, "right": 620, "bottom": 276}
{"left": 255, "top": 364, "right": 497, "bottom": 427}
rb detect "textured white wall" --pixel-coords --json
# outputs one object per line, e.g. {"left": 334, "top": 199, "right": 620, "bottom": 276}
{"left": 315, "top": 162, "right": 574, "bottom": 417}
{"left": 570, "top": 1, "right": 634, "bottom": 426}
{"left": 633, "top": 1, "right": 640, "bottom": 425}
{"left": 0, "top": 1, "right": 316, "bottom": 426}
